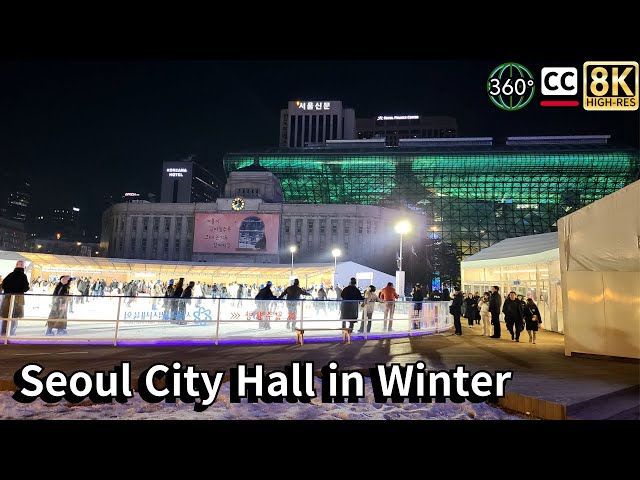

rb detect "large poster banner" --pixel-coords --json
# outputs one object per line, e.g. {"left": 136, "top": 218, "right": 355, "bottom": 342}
{"left": 193, "top": 213, "right": 280, "bottom": 254}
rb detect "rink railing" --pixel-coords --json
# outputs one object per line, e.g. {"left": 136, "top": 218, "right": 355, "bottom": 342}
{"left": 0, "top": 294, "right": 452, "bottom": 346}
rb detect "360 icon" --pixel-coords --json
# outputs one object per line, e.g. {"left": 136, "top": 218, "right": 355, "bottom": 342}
{"left": 487, "top": 63, "right": 535, "bottom": 111}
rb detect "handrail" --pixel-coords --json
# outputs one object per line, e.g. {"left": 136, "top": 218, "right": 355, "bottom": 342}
{"left": 0, "top": 293, "right": 452, "bottom": 346}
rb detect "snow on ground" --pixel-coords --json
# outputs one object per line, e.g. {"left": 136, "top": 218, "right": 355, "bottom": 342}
{"left": 0, "top": 377, "right": 524, "bottom": 420}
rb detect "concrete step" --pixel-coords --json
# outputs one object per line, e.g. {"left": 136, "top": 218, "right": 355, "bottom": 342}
{"left": 566, "top": 385, "right": 640, "bottom": 420}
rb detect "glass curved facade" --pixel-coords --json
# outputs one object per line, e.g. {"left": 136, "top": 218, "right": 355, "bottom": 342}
{"left": 224, "top": 145, "right": 639, "bottom": 258}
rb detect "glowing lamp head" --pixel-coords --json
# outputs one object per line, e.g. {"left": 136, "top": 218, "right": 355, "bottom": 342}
{"left": 289, "top": 245, "right": 297, "bottom": 253}
{"left": 394, "top": 221, "right": 411, "bottom": 235}
{"left": 332, "top": 248, "right": 341, "bottom": 257}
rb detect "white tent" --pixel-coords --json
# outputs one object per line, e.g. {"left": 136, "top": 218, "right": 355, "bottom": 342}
{"left": 558, "top": 180, "right": 640, "bottom": 359}
{"left": 334, "top": 261, "right": 396, "bottom": 291}
{"left": 460, "top": 232, "right": 562, "bottom": 332}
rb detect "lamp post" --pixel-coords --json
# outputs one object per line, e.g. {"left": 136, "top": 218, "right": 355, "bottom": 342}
{"left": 289, "top": 245, "right": 297, "bottom": 277}
{"left": 331, "top": 248, "right": 341, "bottom": 286}
{"left": 394, "top": 220, "right": 411, "bottom": 296}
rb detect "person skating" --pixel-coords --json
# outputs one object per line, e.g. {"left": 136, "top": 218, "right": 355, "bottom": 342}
{"left": 278, "top": 279, "right": 312, "bottom": 329}
{"left": 47, "top": 275, "right": 72, "bottom": 336}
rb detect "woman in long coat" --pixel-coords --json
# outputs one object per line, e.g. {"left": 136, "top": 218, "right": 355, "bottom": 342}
{"left": 47, "top": 275, "right": 72, "bottom": 336}
{"left": 524, "top": 298, "right": 542, "bottom": 344}
{"left": 464, "top": 293, "right": 478, "bottom": 327}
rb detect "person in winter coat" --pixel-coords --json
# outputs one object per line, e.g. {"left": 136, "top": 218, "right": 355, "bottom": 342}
{"left": 502, "top": 291, "right": 525, "bottom": 342}
{"left": 488, "top": 286, "right": 503, "bottom": 338}
{"left": 411, "top": 283, "right": 425, "bottom": 329}
{"left": 358, "top": 285, "right": 381, "bottom": 333}
{"left": 379, "top": 282, "right": 399, "bottom": 331}
{"left": 255, "top": 281, "right": 277, "bottom": 329}
{"left": 47, "top": 275, "right": 72, "bottom": 336}
{"left": 1, "top": 261, "right": 30, "bottom": 336}
{"left": 278, "top": 278, "right": 312, "bottom": 329}
{"left": 478, "top": 292, "right": 492, "bottom": 336}
{"left": 524, "top": 298, "right": 542, "bottom": 344}
{"left": 175, "top": 279, "right": 192, "bottom": 324}
{"left": 340, "top": 277, "right": 364, "bottom": 330}
{"left": 450, "top": 287, "right": 464, "bottom": 335}
{"left": 464, "top": 293, "right": 478, "bottom": 328}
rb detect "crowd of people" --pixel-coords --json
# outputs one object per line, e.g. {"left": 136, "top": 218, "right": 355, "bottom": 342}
{"left": 1, "top": 263, "right": 542, "bottom": 343}
{"left": 449, "top": 286, "right": 542, "bottom": 343}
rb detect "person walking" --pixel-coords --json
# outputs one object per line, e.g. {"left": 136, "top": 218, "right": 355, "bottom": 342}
{"left": 278, "top": 279, "right": 312, "bottom": 329}
{"left": 450, "top": 287, "right": 464, "bottom": 335}
{"left": 46, "top": 275, "right": 73, "bottom": 335}
{"left": 488, "top": 286, "right": 503, "bottom": 338}
{"left": 1, "top": 260, "right": 30, "bottom": 336}
{"left": 524, "top": 298, "right": 542, "bottom": 344}
{"left": 502, "top": 291, "right": 525, "bottom": 341}
{"left": 379, "top": 282, "right": 399, "bottom": 331}
{"left": 478, "top": 292, "right": 492, "bottom": 336}
{"left": 340, "top": 277, "right": 364, "bottom": 330}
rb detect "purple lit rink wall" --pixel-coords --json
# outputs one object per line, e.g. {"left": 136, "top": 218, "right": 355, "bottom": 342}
{"left": 1, "top": 294, "right": 452, "bottom": 345}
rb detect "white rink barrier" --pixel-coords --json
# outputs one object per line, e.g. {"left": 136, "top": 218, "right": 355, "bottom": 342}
{"left": 0, "top": 294, "right": 452, "bottom": 345}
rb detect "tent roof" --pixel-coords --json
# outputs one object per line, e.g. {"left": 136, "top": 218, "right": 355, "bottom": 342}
{"left": 4, "top": 251, "right": 335, "bottom": 279}
{"left": 461, "top": 232, "right": 559, "bottom": 268}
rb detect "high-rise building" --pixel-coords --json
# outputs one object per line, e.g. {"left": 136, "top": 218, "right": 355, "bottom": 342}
{"left": 0, "top": 174, "right": 31, "bottom": 223}
{"left": 279, "top": 100, "right": 356, "bottom": 148}
{"left": 357, "top": 114, "right": 458, "bottom": 146}
{"left": 223, "top": 135, "right": 640, "bottom": 259}
{"left": 160, "top": 159, "right": 222, "bottom": 203}
{"left": 33, "top": 207, "right": 84, "bottom": 240}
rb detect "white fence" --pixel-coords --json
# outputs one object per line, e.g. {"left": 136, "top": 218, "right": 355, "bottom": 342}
{"left": 0, "top": 294, "right": 452, "bottom": 345}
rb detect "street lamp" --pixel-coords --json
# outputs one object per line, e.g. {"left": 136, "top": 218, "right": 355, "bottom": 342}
{"left": 394, "top": 220, "right": 411, "bottom": 272}
{"left": 331, "top": 248, "right": 341, "bottom": 286}
{"left": 394, "top": 220, "right": 411, "bottom": 297}
{"left": 289, "top": 245, "right": 297, "bottom": 277}
{"left": 331, "top": 248, "right": 341, "bottom": 270}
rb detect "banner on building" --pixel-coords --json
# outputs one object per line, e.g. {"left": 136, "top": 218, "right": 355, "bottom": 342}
{"left": 193, "top": 213, "right": 280, "bottom": 254}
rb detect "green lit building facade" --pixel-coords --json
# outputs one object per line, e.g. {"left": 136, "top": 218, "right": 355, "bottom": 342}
{"left": 224, "top": 138, "right": 639, "bottom": 264}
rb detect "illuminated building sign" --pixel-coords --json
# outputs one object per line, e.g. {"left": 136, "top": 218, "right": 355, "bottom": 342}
{"left": 376, "top": 115, "right": 420, "bottom": 120}
{"left": 123, "top": 193, "right": 140, "bottom": 197}
{"left": 193, "top": 213, "right": 280, "bottom": 254}
{"left": 296, "top": 101, "right": 331, "bottom": 111}
{"left": 166, "top": 167, "right": 188, "bottom": 177}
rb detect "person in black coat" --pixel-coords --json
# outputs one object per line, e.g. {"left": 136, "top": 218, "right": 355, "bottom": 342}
{"left": 502, "top": 291, "right": 525, "bottom": 341}
{"left": 411, "top": 284, "right": 425, "bottom": 329}
{"left": 524, "top": 298, "right": 542, "bottom": 344}
{"left": 170, "top": 278, "right": 185, "bottom": 323}
{"left": 450, "top": 287, "right": 464, "bottom": 335}
{"left": 1, "top": 261, "right": 30, "bottom": 336}
{"left": 47, "top": 275, "right": 72, "bottom": 335}
{"left": 255, "top": 281, "right": 277, "bottom": 329}
{"left": 340, "top": 277, "right": 364, "bottom": 330}
{"left": 278, "top": 278, "right": 312, "bottom": 329}
{"left": 488, "top": 286, "right": 502, "bottom": 338}
{"left": 464, "top": 293, "right": 478, "bottom": 328}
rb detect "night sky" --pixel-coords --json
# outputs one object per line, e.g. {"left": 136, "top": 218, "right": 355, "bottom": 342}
{"left": 1, "top": 59, "right": 638, "bottom": 235}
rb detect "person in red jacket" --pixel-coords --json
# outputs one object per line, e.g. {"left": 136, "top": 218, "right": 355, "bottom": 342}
{"left": 379, "top": 282, "right": 399, "bottom": 331}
